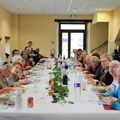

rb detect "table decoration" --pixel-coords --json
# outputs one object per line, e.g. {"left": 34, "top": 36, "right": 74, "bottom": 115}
{"left": 49, "top": 62, "right": 69, "bottom": 103}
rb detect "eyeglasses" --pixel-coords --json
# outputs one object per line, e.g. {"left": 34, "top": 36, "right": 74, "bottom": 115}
{"left": 3, "top": 61, "right": 8, "bottom": 65}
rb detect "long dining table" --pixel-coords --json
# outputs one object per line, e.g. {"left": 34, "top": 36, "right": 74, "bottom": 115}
{"left": 0, "top": 60, "right": 119, "bottom": 120}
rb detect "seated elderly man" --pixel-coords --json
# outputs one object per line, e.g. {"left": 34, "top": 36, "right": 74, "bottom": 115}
{"left": 12, "top": 55, "right": 30, "bottom": 84}
{"left": 0, "top": 60, "right": 13, "bottom": 93}
{"left": 90, "top": 56, "right": 102, "bottom": 80}
{"left": 12, "top": 55, "right": 29, "bottom": 74}
{"left": 89, "top": 53, "right": 113, "bottom": 86}
{"left": 0, "top": 60, "right": 28, "bottom": 93}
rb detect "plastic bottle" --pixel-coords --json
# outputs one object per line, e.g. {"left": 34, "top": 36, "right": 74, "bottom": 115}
{"left": 70, "top": 61, "right": 75, "bottom": 72}
{"left": 61, "top": 65, "right": 65, "bottom": 78}
{"left": 13, "top": 90, "right": 22, "bottom": 110}
{"left": 74, "top": 71, "right": 81, "bottom": 102}
{"left": 74, "top": 82, "right": 81, "bottom": 102}
{"left": 80, "top": 72, "right": 87, "bottom": 91}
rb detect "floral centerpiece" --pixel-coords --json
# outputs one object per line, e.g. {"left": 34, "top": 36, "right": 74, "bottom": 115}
{"left": 49, "top": 62, "right": 69, "bottom": 103}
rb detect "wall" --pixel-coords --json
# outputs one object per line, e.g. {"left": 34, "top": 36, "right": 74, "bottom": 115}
{"left": 87, "top": 22, "right": 108, "bottom": 53}
{"left": 94, "top": 7, "right": 120, "bottom": 54}
{"left": 93, "top": 11, "right": 113, "bottom": 23}
{"left": 0, "top": 7, "right": 13, "bottom": 60}
{"left": 0, "top": 5, "right": 93, "bottom": 58}
{"left": 112, "top": 7, "right": 120, "bottom": 47}
{"left": 19, "top": 15, "right": 57, "bottom": 56}
{"left": 18, "top": 15, "right": 93, "bottom": 56}
{"left": 11, "top": 14, "right": 19, "bottom": 50}
{"left": 92, "top": 11, "right": 114, "bottom": 54}
{"left": 13, "top": 7, "right": 120, "bottom": 56}
{"left": 4, "top": 5, "right": 120, "bottom": 57}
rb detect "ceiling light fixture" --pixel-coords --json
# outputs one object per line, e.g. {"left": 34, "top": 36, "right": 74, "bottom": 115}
{"left": 70, "top": 8, "right": 77, "bottom": 17}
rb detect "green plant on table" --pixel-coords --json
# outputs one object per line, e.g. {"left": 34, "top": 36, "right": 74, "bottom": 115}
{"left": 49, "top": 62, "right": 69, "bottom": 103}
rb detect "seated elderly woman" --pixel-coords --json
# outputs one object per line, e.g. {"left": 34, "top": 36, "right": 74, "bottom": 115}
{"left": 97, "top": 67, "right": 120, "bottom": 111}
{"left": 106, "top": 60, "right": 120, "bottom": 92}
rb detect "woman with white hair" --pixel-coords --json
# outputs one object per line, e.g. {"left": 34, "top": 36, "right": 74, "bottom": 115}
{"left": 97, "top": 67, "right": 120, "bottom": 111}
{"left": 106, "top": 60, "right": 120, "bottom": 92}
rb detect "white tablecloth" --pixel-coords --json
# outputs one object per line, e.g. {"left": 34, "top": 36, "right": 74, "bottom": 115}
{"left": 0, "top": 66, "right": 119, "bottom": 120}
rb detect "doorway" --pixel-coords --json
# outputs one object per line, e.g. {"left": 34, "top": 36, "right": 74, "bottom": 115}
{"left": 59, "top": 23, "right": 86, "bottom": 58}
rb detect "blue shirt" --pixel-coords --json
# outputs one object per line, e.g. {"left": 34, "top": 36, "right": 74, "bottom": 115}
{"left": 103, "top": 85, "right": 120, "bottom": 111}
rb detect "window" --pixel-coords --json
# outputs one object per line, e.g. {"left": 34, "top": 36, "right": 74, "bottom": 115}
{"left": 61, "top": 24, "right": 85, "bottom": 30}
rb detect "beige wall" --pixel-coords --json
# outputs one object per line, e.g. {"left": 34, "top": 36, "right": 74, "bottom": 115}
{"left": 92, "top": 8, "right": 120, "bottom": 54}
{"left": 19, "top": 15, "right": 57, "bottom": 56}
{"left": 18, "top": 15, "right": 93, "bottom": 56}
{"left": 0, "top": 5, "right": 93, "bottom": 58}
{"left": 93, "top": 11, "right": 113, "bottom": 23}
{"left": 12, "top": 14, "right": 19, "bottom": 50}
{"left": 2, "top": 5, "right": 120, "bottom": 58}
{"left": 0, "top": 7, "right": 13, "bottom": 60}
{"left": 92, "top": 11, "right": 114, "bottom": 54}
{"left": 87, "top": 22, "right": 108, "bottom": 53}
{"left": 112, "top": 7, "right": 120, "bottom": 48}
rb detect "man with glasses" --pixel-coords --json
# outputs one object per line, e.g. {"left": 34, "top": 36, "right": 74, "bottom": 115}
{"left": 0, "top": 60, "right": 13, "bottom": 93}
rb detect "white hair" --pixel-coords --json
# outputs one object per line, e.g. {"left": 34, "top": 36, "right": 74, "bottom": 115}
{"left": 90, "top": 56, "right": 100, "bottom": 63}
{"left": 12, "top": 55, "right": 23, "bottom": 64}
{"left": 0, "top": 60, "right": 10, "bottom": 71}
{"left": 109, "top": 60, "right": 120, "bottom": 68}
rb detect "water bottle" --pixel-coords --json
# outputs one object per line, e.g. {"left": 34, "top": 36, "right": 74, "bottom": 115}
{"left": 70, "top": 61, "right": 75, "bottom": 72}
{"left": 80, "top": 72, "right": 87, "bottom": 91}
{"left": 74, "top": 82, "right": 81, "bottom": 102}
{"left": 13, "top": 90, "right": 22, "bottom": 110}
{"left": 74, "top": 71, "right": 81, "bottom": 102}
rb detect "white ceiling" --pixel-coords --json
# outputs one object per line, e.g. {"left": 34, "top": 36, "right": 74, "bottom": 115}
{"left": 0, "top": 0, "right": 120, "bottom": 15}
